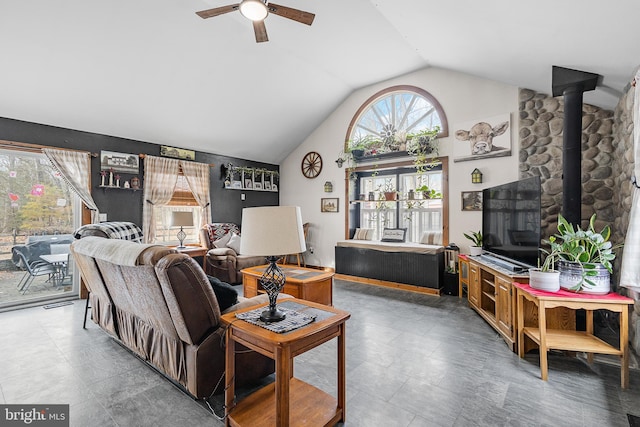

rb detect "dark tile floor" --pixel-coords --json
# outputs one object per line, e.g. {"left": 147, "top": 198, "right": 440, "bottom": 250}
{"left": 1, "top": 279, "right": 638, "bottom": 426}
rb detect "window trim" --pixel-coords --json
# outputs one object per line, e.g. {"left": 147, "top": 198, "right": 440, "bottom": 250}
{"left": 343, "top": 156, "right": 449, "bottom": 245}
{"left": 344, "top": 85, "right": 449, "bottom": 150}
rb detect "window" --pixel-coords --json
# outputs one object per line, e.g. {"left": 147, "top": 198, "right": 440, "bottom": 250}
{"left": 357, "top": 169, "right": 443, "bottom": 242}
{"left": 346, "top": 85, "right": 448, "bottom": 155}
{"left": 0, "top": 148, "right": 81, "bottom": 308}
{"left": 153, "top": 175, "right": 201, "bottom": 245}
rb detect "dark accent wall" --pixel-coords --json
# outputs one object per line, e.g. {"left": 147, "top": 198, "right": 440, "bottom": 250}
{"left": 0, "top": 117, "right": 279, "bottom": 226}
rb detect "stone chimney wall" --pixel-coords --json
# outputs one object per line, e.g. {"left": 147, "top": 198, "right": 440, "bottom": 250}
{"left": 518, "top": 88, "right": 617, "bottom": 244}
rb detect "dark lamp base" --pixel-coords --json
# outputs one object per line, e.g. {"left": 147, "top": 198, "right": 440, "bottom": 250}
{"left": 260, "top": 308, "right": 286, "bottom": 323}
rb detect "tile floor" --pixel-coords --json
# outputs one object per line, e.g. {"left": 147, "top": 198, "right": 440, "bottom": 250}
{"left": 0, "top": 279, "right": 638, "bottom": 426}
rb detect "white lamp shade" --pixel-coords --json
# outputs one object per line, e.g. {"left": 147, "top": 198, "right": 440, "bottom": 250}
{"left": 239, "top": 0, "right": 268, "bottom": 21}
{"left": 240, "top": 206, "right": 306, "bottom": 256}
{"left": 171, "top": 211, "right": 194, "bottom": 227}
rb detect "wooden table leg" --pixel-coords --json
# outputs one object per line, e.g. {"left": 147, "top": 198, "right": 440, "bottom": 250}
{"left": 337, "top": 323, "right": 346, "bottom": 423}
{"left": 275, "top": 345, "right": 291, "bottom": 427}
{"left": 225, "top": 331, "right": 235, "bottom": 426}
{"left": 517, "top": 291, "right": 525, "bottom": 358}
{"left": 538, "top": 300, "right": 548, "bottom": 381}
{"left": 621, "top": 304, "right": 629, "bottom": 389}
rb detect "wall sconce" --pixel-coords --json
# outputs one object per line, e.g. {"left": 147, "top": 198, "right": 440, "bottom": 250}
{"left": 335, "top": 158, "right": 344, "bottom": 168}
{"left": 471, "top": 168, "right": 483, "bottom": 184}
{"left": 324, "top": 181, "right": 333, "bottom": 193}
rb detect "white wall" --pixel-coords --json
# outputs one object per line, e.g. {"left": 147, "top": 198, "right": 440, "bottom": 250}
{"left": 280, "top": 66, "right": 521, "bottom": 268}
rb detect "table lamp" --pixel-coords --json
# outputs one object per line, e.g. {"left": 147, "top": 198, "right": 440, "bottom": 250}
{"left": 240, "top": 206, "right": 306, "bottom": 322}
{"left": 171, "top": 211, "right": 194, "bottom": 249}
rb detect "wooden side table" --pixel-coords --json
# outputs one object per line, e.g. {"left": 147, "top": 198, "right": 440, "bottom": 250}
{"left": 171, "top": 245, "right": 208, "bottom": 270}
{"left": 242, "top": 265, "right": 334, "bottom": 305}
{"left": 514, "top": 282, "right": 633, "bottom": 389}
{"left": 221, "top": 299, "right": 350, "bottom": 427}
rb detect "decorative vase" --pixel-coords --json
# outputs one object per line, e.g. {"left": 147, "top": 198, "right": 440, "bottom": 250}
{"left": 408, "top": 189, "right": 415, "bottom": 200}
{"left": 384, "top": 191, "right": 396, "bottom": 201}
{"left": 558, "top": 260, "right": 611, "bottom": 294}
{"left": 351, "top": 149, "right": 365, "bottom": 158}
{"left": 131, "top": 177, "right": 140, "bottom": 189}
{"left": 529, "top": 269, "right": 560, "bottom": 292}
{"left": 368, "top": 191, "right": 375, "bottom": 201}
{"left": 469, "top": 246, "right": 482, "bottom": 256}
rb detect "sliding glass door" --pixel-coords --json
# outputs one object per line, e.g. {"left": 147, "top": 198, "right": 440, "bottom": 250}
{"left": 0, "top": 149, "right": 80, "bottom": 309}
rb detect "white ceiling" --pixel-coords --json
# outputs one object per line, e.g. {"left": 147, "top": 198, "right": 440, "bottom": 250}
{"left": 1, "top": 0, "right": 638, "bottom": 164}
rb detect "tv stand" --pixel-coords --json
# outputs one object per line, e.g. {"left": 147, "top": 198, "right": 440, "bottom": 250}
{"left": 459, "top": 255, "right": 574, "bottom": 353}
{"left": 478, "top": 254, "right": 527, "bottom": 273}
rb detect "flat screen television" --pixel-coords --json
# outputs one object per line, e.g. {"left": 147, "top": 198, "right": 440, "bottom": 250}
{"left": 482, "top": 176, "right": 541, "bottom": 268}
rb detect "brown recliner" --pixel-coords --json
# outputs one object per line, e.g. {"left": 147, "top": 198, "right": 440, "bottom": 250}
{"left": 71, "top": 236, "right": 275, "bottom": 399}
{"left": 200, "top": 223, "right": 264, "bottom": 284}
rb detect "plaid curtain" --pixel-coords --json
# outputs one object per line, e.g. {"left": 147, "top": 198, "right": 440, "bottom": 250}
{"left": 180, "top": 160, "right": 212, "bottom": 236}
{"left": 42, "top": 148, "right": 100, "bottom": 224}
{"left": 142, "top": 155, "right": 179, "bottom": 243}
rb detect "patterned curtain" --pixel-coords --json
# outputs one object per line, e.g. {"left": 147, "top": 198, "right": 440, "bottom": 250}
{"left": 180, "top": 160, "right": 212, "bottom": 230}
{"left": 142, "top": 155, "right": 179, "bottom": 243}
{"left": 42, "top": 148, "right": 100, "bottom": 224}
{"left": 620, "top": 68, "right": 640, "bottom": 295}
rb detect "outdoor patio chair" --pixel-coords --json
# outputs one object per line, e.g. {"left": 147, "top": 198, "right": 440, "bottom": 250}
{"left": 15, "top": 251, "right": 58, "bottom": 295}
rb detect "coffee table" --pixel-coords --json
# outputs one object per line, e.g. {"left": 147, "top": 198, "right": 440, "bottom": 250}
{"left": 242, "top": 265, "right": 334, "bottom": 305}
{"left": 222, "top": 299, "right": 350, "bottom": 427}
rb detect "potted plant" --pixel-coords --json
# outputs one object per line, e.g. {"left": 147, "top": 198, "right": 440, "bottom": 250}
{"left": 549, "top": 214, "right": 621, "bottom": 294}
{"left": 348, "top": 135, "right": 377, "bottom": 158}
{"left": 464, "top": 230, "right": 483, "bottom": 256}
{"left": 528, "top": 246, "right": 560, "bottom": 292}
{"left": 415, "top": 185, "right": 442, "bottom": 199}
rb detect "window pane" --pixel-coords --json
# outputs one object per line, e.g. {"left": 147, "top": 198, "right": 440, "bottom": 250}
{"left": 154, "top": 206, "right": 201, "bottom": 245}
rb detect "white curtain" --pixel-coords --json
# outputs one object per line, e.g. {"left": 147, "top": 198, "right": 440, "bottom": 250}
{"left": 180, "top": 160, "right": 212, "bottom": 230}
{"left": 142, "top": 155, "right": 179, "bottom": 243}
{"left": 619, "top": 68, "right": 640, "bottom": 294}
{"left": 42, "top": 148, "right": 100, "bottom": 224}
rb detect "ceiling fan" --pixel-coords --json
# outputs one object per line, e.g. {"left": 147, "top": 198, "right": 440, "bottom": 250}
{"left": 196, "top": 0, "right": 315, "bottom": 43}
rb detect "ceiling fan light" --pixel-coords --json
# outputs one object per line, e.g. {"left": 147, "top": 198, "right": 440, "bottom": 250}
{"left": 239, "top": 0, "right": 268, "bottom": 21}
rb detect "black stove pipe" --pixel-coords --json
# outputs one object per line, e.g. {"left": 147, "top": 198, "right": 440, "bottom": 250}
{"left": 561, "top": 87, "right": 584, "bottom": 226}
{"left": 551, "top": 66, "right": 601, "bottom": 227}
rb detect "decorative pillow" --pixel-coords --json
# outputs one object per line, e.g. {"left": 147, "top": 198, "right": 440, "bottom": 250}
{"left": 381, "top": 228, "right": 407, "bottom": 243}
{"left": 420, "top": 231, "right": 442, "bottom": 246}
{"left": 206, "top": 275, "right": 238, "bottom": 311}
{"left": 353, "top": 228, "right": 374, "bottom": 240}
{"left": 213, "top": 232, "right": 232, "bottom": 249}
{"left": 226, "top": 232, "right": 242, "bottom": 254}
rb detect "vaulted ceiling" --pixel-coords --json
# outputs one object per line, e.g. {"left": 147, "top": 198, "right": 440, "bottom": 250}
{"left": 1, "top": 0, "right": 638, "bottom": 164}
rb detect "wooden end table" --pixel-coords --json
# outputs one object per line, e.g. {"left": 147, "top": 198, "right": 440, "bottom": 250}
{"left": 222, "top": 299, "right": 350, "bottom": 427}
{"left": 514, "top": 282, "right": 633, "bottom": 389}
{"left": 242, "top": 265, "right": 334, "bottom": 305}
{"left": 170, "top": 245, "right": 208, "bottom": 270}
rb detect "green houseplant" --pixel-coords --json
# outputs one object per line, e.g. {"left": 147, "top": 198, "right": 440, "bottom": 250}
{"left": 548, "top": 214, "right": 620, "bottom": 294}
{"left": 463, "top": 230, "right": 483, "bottom": 256}
{"left": 415, "top": 185, "right": 442, "bottom": 199}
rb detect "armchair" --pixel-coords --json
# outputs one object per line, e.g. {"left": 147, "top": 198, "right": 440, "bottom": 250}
{"left": 201, "top": 223, "right": 264, "bottom": 284}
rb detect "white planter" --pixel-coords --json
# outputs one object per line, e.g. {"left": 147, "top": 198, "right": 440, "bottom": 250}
{"left": 558, "top": 261, "right": 611, "bottom": 295}
{"left": 469, "top": 246, "right": 482, "bottom": 256}
{"left": 529, "top": 268, "right": 560, "bottom": 292}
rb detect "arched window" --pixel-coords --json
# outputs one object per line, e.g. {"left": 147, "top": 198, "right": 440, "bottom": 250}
{"left": 345, "top": 85, "right": 448, "bottom": 155}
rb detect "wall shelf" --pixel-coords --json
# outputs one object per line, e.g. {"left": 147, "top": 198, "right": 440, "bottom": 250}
{"left": 97, "top": 185, "right": 141, "bottom": 192}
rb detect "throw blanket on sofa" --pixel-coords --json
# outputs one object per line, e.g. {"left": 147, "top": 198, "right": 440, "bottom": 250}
{"left": 74, "top": 221, "right": 144, "bottom": 242}
{"left": 72, "top": 236, "right": 161, "bottom": 266}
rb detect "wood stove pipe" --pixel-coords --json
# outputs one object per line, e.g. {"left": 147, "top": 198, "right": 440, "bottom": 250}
{"left": 551, "top": 66, "right": 601, "bottom": 226}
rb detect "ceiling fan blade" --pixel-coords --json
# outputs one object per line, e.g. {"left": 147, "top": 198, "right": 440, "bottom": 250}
{"left": 267, "top": 3, "right": 315, "bottom": 26}
{"left": 195, "top": 4, "right": 239, "bottom": 19}
{"left": 253, "top": 20, "right": 269, "bottom": 43}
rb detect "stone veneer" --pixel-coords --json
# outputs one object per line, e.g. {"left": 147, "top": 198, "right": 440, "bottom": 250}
{"left": 519, "top": 86, "right": 639, "bottom": 356}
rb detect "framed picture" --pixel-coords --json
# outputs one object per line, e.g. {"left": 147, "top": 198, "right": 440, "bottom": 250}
{"left": 244, "top": 178, "right": 253, "bottom": 189}
{"left": 264, "top": 182, "right": 272, "bottom": 190}
{"left": 160, "top": 145, "right": 195, "bottom": 161}
{"left": 321, "top": 198, "right": 339, "bottom": 213}
{"left": 272, "top": 184, "right": 278, "bottom": 192}
{"left": 231, "top": 180, "right": 243, "bottom": 189}
{"left": 254, "top": 182, "right": 263, "bottom": 190}
{"left": 461, "top": 191, "right": 483, "bottom": 211}
{"left": 100, "top": 151, "right": 139, "bottom": 174}
{"left": 453, "top": 113, "right": 511, "bottom": 163}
